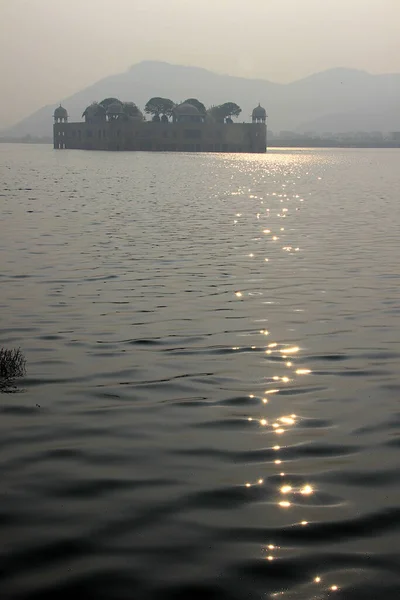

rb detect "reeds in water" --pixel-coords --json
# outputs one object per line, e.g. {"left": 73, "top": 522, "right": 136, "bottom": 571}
{"left": 0, "top": 347, "right": 26, "bottom": 390}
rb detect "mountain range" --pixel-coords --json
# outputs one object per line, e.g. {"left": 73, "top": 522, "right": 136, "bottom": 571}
{"left": 3, "top": 61, "right": 400, "bottom": 138}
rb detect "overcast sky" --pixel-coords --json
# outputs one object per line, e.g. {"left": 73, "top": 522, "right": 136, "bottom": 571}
{"left": 0, "top": 0, "right": 399, "bottom": 129}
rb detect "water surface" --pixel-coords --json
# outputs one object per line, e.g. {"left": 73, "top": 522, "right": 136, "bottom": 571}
{"left": 1, "top": 145, "right": 399, "bottom": 599}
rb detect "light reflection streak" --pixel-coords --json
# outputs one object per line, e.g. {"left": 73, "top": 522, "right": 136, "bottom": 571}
{"left": 280, "top": 346, "right": 300, "bottom": 354}
{"left": 228, "top": 166, "right": 324, "bottom": 595}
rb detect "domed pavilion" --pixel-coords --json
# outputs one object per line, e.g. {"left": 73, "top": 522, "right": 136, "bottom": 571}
{"left": 172, "top": 102, "right": 204, "bottom": 124}
{"left": 252, "top": 104, "right": 267, "bottom": 123}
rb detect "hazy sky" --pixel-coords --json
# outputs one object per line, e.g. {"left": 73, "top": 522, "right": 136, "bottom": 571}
{"left": 1, "top": 0, "right": 399, "bottom": 129}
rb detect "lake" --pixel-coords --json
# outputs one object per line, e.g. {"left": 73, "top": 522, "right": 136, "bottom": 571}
{"left": 0, "top": 144, "right": 399, "bottom": 599}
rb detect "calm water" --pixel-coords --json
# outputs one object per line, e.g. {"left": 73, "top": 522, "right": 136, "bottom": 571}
{"left": 0, "top": 144, "right": 399, "bottom": 599}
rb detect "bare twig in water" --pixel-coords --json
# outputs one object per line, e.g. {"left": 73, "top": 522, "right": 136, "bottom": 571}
{"left": 0, "top": 348, "right": 26, "bottom": 390}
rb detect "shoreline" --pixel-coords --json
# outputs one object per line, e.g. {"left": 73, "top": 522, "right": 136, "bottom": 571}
{"left": 1, "top": 139, "right": 400, "bottom": 149}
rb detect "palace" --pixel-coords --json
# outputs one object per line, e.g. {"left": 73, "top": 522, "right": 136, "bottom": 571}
{"left": 53, "top": 100, "right": 267, "bottom": 153}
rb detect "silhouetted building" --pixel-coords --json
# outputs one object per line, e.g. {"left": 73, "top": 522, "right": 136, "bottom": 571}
{"left": 53, "top": 101, "right": 267, "bottom": 153}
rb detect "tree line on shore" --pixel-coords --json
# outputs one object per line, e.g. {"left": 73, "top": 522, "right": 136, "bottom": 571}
{"left": 83, "top": 97, "right": 242, "bottom": 122}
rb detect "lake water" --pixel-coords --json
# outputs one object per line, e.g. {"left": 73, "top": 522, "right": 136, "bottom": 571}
{"left": 0, "top": 144, "right": 399, "bottom": 599}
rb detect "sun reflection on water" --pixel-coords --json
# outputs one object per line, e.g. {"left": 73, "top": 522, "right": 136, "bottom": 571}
{"left": 227, "top": 157, "right": 338, "bottom": 595}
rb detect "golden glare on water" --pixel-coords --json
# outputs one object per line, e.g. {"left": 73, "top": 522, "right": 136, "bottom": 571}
{"left": 266, "top": 555, "right": 274, "bottom": 561}
{"left": 296, "top": 369, "right": 312, "bottom": 375}
{"left": 301, "top": 521, "right": 308, "bottom": 526}
{"left": 258, "top": 479, "right": 264, "bottom": 484}
{"left": 280, "top": 416, "right": 295, "bottom": 425}
{"left": 275, "top": 460, "right": 282, "bottom": 465}
{"left": 281, "top": 376, "right": 290, "bottom": 383}
{"left": 273, "top": 445, "right": 280, "bottom": 450}
{"left": 260, "top": 419, "right": 268, "bottom": 426}
{"left": 276, "top": 428, "right": 285, "bottom": 434}
{"left": 268, "top": 343, "right": 278, "bottom": 348}
{"left": 331, "top": 586, "right": 338, "bottom": 592}
{"left": 281, "top": 346, "right": 300, "bottom": 354}
{"left": 279, "top": 501, "right": 291, "bottom": 508}
{"left": 314, "top": 577, "right": 321, "bottom": 583}
{"left": 265, "top": 389, "right": 280, "bottom": 394}
{"left": 281, "top": 485, "right": 292, "bottom": 494}
{"left": 286, "top": 361, "right": 292, "bottom": 367}
{"left": 301, "top": 485, "right": 314, "bottom": 495}
{"left": 235, "top": 292, "right": 243, "bottom": 298}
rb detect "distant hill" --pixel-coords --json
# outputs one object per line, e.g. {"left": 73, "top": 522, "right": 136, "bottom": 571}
{"left": 2, "top": 61, "right": 400, "bottom": 138}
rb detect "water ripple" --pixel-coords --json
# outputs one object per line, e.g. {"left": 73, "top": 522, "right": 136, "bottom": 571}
{"left": 1, "top": 146, "right": 399, "bottom": 598}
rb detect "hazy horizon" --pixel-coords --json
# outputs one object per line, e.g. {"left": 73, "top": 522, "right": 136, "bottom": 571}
{"left": 1, "top": 0, "right": 399, "bottom": 129}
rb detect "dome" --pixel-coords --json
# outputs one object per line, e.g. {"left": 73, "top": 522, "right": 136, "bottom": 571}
{"left": 83, "top": 103, "right": 106, "bottom": 120}
{"left": 107, "top": 102, "right": 123, "bottom": 115}
{"left": 54, "top": 105, "right": 68, "bottom": 118}
{"left": 173, "top": 102, "right": 200, "bottom": 116}
{"left": 121, "top": 102, "right": 142, "bottom": 119}
{"left": 130, "top": 110, "right": 144, "bottom": 120}
{"left": 86, "top": 103, "right": 106, "bottom": 115}
{"left": 252, "top": 104, "right": 267, "bottom": 119}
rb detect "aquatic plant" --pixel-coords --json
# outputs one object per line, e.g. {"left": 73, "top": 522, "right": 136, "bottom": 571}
{"left": 0, "top": 347, "right": 26, "bottom": 390}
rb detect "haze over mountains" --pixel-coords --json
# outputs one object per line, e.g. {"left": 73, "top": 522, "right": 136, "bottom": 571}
{"left": 3, "top": 61, "right": 400, "bottom": 138}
